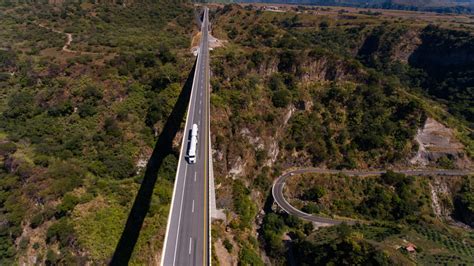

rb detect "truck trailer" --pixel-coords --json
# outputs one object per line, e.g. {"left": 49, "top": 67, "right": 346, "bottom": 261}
{"left": 187, "top": 124, "right": 198, "bottom": 163}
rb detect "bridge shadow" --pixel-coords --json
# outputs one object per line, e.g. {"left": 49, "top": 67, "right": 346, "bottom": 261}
{"left": 110, "top": 59, "right": 196, "bottom": 265}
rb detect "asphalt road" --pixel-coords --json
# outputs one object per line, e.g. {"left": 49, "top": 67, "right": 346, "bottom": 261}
{"left": 272, "top": 168, "right": 473, "bottom": 225}
{"left": 161, "top": 7, "right": 210, "bottom": 266}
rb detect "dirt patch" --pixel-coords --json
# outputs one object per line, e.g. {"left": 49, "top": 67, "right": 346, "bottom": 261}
{"left": 191, "top": 31, "right": 202, "bottom": 48}
{"left": 410, "top": 118, "right": 471, "bottom": 168}
{"left": 39, "top": 47, "right": 76, "bottom": 62}
{"left": 191, "top": 31, "right": 201, "bottom": 55}
{"left": 214, "top": 238, "right": 236, "bottom": 266}
{"left": 209, "top": 33, "right": 226, "bottom": 49}
{"left": 191, "top": 31, "right": 226, "bottom": 55}
{"left": 17, "top": 219, "right": 55, "bottom": 266}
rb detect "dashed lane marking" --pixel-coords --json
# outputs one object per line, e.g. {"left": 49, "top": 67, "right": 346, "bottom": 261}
{"left": 189, "top": 237, "right": 192, "bottom": 255}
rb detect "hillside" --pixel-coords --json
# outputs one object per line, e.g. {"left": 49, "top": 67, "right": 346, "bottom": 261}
{"left": 0, "top": 1, "right": 473, "bottom": 265}
{"left": 0, "top": 1, "right": 195, "bottom": 264}
{"left": 208, "top": 4, "right": 473, "bottom": 265}
{"left": 280, "top": 173, "right": 474, "bottom": 265}
{"left": 234, "top": 0, "right": 474, "bottom": 13}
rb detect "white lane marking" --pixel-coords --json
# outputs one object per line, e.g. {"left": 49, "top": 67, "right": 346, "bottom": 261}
{"left": 194, "top": 172, "right": 197, "bottom": 182}
{"left": 172, "top": 165, "right": 188, "bottom": 264}
{"left": 192, "top": 200, "right": 195, "bottom": 213}
{"left": 199, "top": 109, "right": 201, "bottom": 115}
{"left": 188, "top": 237, "right": 192, "bottom": 255}
{"left": 161, "top": 27, "right": 203, "bottom": 264}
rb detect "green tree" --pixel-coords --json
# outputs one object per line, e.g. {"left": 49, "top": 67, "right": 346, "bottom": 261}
{"left": 233, "top": 181, "right": 257, "bottom": 228}
{"left": 272, "top": 89, "right": 291, "bottom": 108}
{"left": 302, "top": 186, "right": 326, "bottom": 202}
{"left": 239, "top": 245, "right": 264, "bottom": 266}
{"left": 3, "top": 91, "right": 37, "bottom": 119}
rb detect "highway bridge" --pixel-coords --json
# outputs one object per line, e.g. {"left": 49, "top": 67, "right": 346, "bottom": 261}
{"left": 161, "top": 7, "right": 211, "bottom": 266}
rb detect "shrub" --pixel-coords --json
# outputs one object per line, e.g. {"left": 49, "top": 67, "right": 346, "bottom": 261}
{"left": 30, "top": 213, "right": 44, "bottom": 229}
{"left": 46, "top": 249, "right": 59, "bottom": 265}
{"left": 43, "top": 161, "right": 85, "bottom": 199}
{"left": 239, "top": 245, "right": 264, "bottom": 266}
{"left": 302, "top": 203, "right": 320, "bottom": 214}
{"left": 78, "top": 101, "right": 97, "bottom": 118}
{"left": 3, "top": 91, "right": 37, "bottom": 119}
{"left": 272, "top": 89, "right": 291, "bottom": 108}
{"left": 46, "top": 218, "right": 75, "bottom": 247}
{"left": 103, "top": 155, "right": 135, "bottom": 179}
{"left": 223, "top": 238, "right": 233, "bottom": 253}
{"left": 0, "top": 142, "right": 16, "bottom": 156}
{"left": 232, "top": 181, "right": 257, "bottom": 228}
{"left": 302, "top": 186, "right": 326, "bottom": 202}
{"left": 55, "top": 194, "right": 80, "bottom": 218}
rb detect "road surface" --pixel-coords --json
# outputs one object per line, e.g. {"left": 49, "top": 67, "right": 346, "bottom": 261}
{"left": 272, "top": 168, "right": 473, "bottom": 225}
{"left": 161, "top": 7, "right": 210, "bottom": 266}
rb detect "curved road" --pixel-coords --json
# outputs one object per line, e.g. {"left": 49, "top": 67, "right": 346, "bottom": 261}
{"left": 272, "top": 168, "right": 473, "bottom": 225}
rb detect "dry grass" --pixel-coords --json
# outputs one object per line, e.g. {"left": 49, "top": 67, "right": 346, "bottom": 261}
{"left": 191, "top": 31, "right": 202, "bottom": 48}
{"left": 209, "top": 3, "right": 474, "bottom": 33}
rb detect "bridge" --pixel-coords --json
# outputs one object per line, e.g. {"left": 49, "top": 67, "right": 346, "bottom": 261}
{"left": 161, "top": 7, "right": 213, "bottom": 266}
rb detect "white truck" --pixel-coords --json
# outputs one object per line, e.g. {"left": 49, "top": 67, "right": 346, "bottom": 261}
{"left": 187, "top": 124, "right": 198, "bottom": 164}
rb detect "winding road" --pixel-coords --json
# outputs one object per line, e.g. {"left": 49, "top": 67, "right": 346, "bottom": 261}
{"left": 272, "top": 168, "right": 473, "bottom": 225}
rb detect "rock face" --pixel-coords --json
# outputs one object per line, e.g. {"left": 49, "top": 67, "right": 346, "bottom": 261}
{"left": 392, "top": 29, "right": 422, "bottom": 63}
{"left": 429, "top": 178, "right": 452, "bottom": 219}
{"left": 429, "top": 176, "right": 473, "bottom": 229}
{"left": 410, "top": 118, "right": 471, "bottom": 168}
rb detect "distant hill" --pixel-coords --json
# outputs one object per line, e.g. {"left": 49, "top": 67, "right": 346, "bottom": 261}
{"left": 233, "top": 0, "right": 474, "bottom": 13}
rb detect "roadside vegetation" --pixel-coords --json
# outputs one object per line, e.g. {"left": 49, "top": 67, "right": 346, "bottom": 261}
{"left": 0, "top": 1, "right": 194, "bottom": 264}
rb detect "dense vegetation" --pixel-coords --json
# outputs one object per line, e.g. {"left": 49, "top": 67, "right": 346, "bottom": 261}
{"left": 209, "top": 4, "right": 473, "bottom": 265}
{"left": 211, "top": 6, "right": 430, "bottom": 170}
{"left": 261, "top": 173, "right": 474, "bottom": 265}
{"left": 292, "top": 223, "right": 392, "bottom": 265}
{"left": 411, "top": 26, "right": 474, "bottom": 127}
{"left": 0, "top": 2, "right": 472, "bottom": 265}
{"left": 0, "top": 1, "right": 194, "bottom": 264}
{"left": 453, "top": 177, "right": 474, "bottom": 227}
{"left": 357, "top": 23, "right": 474, "bottom": 128}
{"left": 289, "top": 171, "right": 431, "bottom": 222}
